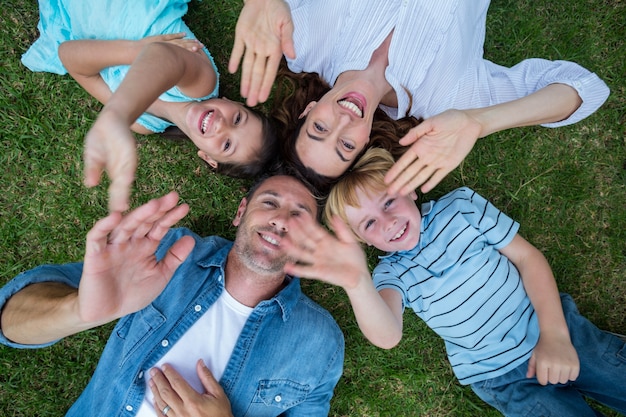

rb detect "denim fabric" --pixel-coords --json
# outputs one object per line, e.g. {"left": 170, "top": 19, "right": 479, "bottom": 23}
{"left": 470, "top": 294, "right": 626, "bottom": 416}
{"left": 0, "top": 228, "right": 344, "bottom": 417}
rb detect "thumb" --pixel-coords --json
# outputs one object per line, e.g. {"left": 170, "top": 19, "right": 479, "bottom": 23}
{"left": 526, "top": 353, "right": 536, "bottom": 379}
{"left": 228, "top": 38, "right": 244, "bottom": 74}
{"left": 330, "top": 215, "right": 357, "bottom": 244}
{"left": 160, "top": 236, "right": 195, "bottom": 275}
{"left": 197, "top": 360, "right": 221, "bottom": 395}
{"left": 281, "top": 22, "right": 296, "bottom": 59}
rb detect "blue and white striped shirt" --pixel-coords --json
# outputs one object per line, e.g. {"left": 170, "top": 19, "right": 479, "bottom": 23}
{"left": 373, "top": 187, "right": 539, "bottom": 385}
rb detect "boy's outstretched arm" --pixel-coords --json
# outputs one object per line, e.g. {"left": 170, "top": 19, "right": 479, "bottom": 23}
{"left": 0, "top": 192, "right": 194, "bottom": 345}
{"left": 283, "top": 215, "right": 403, "bottom": 349}
{"left": 499, "top": 234, "right": 580, "bottom": 385}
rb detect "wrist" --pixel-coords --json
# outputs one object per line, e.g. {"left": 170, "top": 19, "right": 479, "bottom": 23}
{"left": 464, "top": 108, "right": 493, "bottom": 138}
{"left": 344, "top": 270, "right": 375, "bottom": 294}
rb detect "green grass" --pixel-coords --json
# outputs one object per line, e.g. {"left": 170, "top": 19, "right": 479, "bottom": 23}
{"left": 0, "top": 1, "right": 624, "bottom": 416}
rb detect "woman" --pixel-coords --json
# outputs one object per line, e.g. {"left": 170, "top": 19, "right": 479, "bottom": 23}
{"left": 24, "top": 0, "right": 277, "bottom": 212}
{"left": 230, "top": 0, "right": 609, "bottom": 195}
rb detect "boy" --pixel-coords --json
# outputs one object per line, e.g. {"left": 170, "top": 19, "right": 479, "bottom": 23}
{"left": 283, "top": 148, "right": 626, "bottom": 416}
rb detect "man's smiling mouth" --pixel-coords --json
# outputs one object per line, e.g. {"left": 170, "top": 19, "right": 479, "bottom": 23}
{"left": 261, "top": 233, "right": 279, "bottom": 246}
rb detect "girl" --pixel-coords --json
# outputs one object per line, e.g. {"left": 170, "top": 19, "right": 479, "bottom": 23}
{"left": 24, "top": 0, "right": 277, "bottom": 211}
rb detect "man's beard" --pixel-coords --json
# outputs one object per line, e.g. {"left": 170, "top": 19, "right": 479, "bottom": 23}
{"left": 232, "top": 225, "right": 292, "bottom": 276}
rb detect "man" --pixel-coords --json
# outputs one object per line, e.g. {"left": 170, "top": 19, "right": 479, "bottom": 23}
{"left": 0, "top": 175, "right": 344, "bottom": 416}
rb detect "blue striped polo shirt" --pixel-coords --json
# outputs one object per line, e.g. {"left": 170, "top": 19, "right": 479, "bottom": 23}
{"left": 373, "top": 187, "right": 539, "bottom": 385}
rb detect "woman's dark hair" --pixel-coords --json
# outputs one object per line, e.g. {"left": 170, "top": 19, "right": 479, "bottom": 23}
{"left": 270, "top": 60, "right": 421, "bottom": 198}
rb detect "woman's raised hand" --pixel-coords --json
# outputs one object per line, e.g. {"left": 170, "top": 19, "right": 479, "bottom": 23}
{"left": 229, "top": 0, "right": 295, "bottom": 106}
{"left": 385, "top": 109, "right": 483, "bottom": 195}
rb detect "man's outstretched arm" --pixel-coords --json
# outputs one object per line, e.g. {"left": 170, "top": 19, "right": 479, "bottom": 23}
{"left": 1, "top": 192, "right": 194, "bottom": 345}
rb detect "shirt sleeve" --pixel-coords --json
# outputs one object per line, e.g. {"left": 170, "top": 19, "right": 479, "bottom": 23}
{"left": 480, "top": 58, "right": 610, "bottom": 127}
{"left": 455, "top": 187, "right": 520, "bottom": 250}
{"left": 0, "top": 262, "right": 84, "bottom": 348}
{"left": 372, "top": 260, "right": 408, "bottom": 310}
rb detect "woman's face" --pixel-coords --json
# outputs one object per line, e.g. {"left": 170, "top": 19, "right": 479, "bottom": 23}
{"left": 183, "top": 98, "right": 263, "bottom": 168}
{"left": 296, "top": 90, "right": 374, "bottom": 177}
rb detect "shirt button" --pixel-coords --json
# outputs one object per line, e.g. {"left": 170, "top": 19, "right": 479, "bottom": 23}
{"left": 138, "top": 371, "right": 144, "bottom": 379}
{"left": 125, "top": 405, "right": 133, "bottom": 411}
{"left": 161, "top": 339, "right": 169, "bottom": 347}
{"left": 274, "top": 395, "right": 282, "bottom": 403}
{"left": 194, "top": 305, "right": 202, "bottom": 312}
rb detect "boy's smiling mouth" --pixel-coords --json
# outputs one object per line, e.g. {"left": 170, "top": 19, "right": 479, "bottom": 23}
{"left": 390, "top": 223, "right": 408, "bottom": 242}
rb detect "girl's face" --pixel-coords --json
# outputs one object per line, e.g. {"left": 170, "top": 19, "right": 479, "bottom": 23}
{"left": 183, "top": 98, "right": 263, "bottom": 168}
{"left": 344, "top": 186, "right": 421, "bottom": 252}
{"left": 296, "top": 89, "right": 375, "bottom": 178}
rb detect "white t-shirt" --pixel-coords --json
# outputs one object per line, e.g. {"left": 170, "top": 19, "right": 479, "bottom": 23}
{"left": 136, "top": 290, "right": 253, "bottom": 416}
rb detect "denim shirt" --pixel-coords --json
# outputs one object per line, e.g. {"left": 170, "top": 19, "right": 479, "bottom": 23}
{"left": 0, "top": 228, "right": 345, "bottom": 417}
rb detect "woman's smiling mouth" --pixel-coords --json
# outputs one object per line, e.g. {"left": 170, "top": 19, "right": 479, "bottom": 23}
{"left": 337, "top": 93, "right": 366, "bottom": 118}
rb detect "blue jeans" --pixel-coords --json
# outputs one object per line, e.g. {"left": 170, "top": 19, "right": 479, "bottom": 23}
{"left": 470, "top": 294, "right": 626, "bottom": 417}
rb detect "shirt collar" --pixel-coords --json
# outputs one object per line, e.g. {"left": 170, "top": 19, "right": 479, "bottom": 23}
{"left": 255, "top": 276, "right": 302, "bottom": 322}
{"left": 197, "top": 243, "right": 302, "bottom": 322}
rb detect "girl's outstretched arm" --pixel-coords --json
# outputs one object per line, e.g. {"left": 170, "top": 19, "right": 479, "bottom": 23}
{"left": 77, "top": 36, "right": 217, "bottom": 212}
{"left": 58, "top": 33, "right": 206, "bottom": 109}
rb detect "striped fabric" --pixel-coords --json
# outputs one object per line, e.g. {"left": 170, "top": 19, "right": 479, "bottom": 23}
{"left": 374, "top": 188, "right": 540, "bottom": 385}
{"left": 287, "top": 0, "right": 609, "bottom": 126}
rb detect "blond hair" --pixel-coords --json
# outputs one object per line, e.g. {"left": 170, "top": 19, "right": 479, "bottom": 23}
{"left": 324, "top": 148, "right": 395, "bottom": 241}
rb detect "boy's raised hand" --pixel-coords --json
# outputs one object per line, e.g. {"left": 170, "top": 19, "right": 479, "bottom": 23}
{"left": 283, "top": 215, "right": 370, "bottom": 290}
{"left": 78, "top": 192, "right": 194, "bottom": 324}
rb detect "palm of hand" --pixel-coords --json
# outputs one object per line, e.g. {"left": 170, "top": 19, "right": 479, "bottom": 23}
{"left": 78, "top": 236, "right": 168, "bottom": 323}
{"left": 388, "top": 109, "right": 482, "bottom": 194}
{"left": 412, "top": 109, "right": 481, "bottom": 164}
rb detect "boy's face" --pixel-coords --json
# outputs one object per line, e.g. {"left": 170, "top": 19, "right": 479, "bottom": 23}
{"left": 344, "top": 186, "right": 421, "bottom": 252}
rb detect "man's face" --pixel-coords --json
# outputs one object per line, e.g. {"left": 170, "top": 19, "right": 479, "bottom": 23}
{"left": 232, "top": 176, "right": 317, "bottom": 275}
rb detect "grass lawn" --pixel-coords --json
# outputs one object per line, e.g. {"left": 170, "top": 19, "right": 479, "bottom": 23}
{"left": 0, "top": 1, "right": 624, "bottom": 416}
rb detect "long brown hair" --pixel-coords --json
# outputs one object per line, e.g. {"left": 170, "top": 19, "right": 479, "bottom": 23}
{"left": 270, "top": 61, "right": 421, "bottom": 197}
